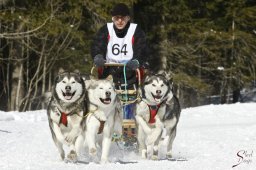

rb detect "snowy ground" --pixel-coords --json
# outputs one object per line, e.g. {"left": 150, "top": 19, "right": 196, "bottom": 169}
{"left": 0, "top": 103, "right": 255, "bottom": 170}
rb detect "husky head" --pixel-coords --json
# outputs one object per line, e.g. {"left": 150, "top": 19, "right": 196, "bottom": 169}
{"left": 87, "top": 76, "right": 116, "bottom": 108}
{"left": 54, "top": 69, "right": 85, "bottom": 103}
{"left": 142, "top": 71, "right": 173, "bottom": 104}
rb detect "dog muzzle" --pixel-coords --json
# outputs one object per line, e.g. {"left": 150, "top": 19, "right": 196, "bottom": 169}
{"left": 151, "top": 93, "right": 162, "bottom": 103}
{"left": 100, "top": 97, "right": 111, "bottom": 104}
{"left": 62, "top": 90, "right": 76, "bottom": 100}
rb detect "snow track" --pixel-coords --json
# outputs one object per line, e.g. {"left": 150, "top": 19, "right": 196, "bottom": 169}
{"left": 0, "top": 103, "right": 255, "bottom": 170}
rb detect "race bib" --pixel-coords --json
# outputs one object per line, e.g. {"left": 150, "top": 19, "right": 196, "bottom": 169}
{"left": 106, "top": 23, "right": 137, "bottom": 63}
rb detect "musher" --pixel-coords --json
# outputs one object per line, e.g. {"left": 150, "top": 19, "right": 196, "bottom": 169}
{"left": 91, "top": 3, "right": 149, "bottom": 120}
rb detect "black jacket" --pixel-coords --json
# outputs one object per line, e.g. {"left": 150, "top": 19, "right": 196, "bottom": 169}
{"left": 91, "top": 22, "right": 148, "bottom": 66}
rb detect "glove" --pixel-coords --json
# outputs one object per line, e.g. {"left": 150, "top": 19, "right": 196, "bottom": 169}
{"left": 94, "top": 54, "right": 105, "bottom": 67}
{"left": 126, "top": 60, "right": 139, "bottom": 70}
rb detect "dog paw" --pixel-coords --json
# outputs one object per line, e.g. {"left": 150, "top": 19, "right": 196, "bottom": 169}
{"left": 166, "top": 152, "right": 172, "bottom": 159}
{"left": 65, "top": 136, "right": 74, "bottom": 144}
{"left": 151, "top": 155, "right": 158, "bottom": 160}
{"left": 141, "top": 149, "right": 147, "bottom": 159}
{"left": 100, "top": 158, "right": 109, "bottom": 164}
{"left": 67, "top": 150, "right": 77, "bottom": 161}
{"left": 89, "top": 148, "right": 97, "bottom": 156}
{"left": 65, "top": 132, "right": 77, "bottom": 144}
{"left": 146, "top": 128, "right": 162, "bottom": 145}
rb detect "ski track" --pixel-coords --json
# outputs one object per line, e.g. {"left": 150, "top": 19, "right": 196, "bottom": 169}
{"left": 0, "top": 103, "right": 255, "bottom": 170}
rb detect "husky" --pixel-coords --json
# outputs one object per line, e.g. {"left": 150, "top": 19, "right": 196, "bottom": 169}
{"left": 84, "top": 75, "right": 122, "bottom": 164}
{"left": 47, "top": 69, "right": 87, "bottom": 161}
{"left": 135, "top": 71, "right": 181, "bottom": 160}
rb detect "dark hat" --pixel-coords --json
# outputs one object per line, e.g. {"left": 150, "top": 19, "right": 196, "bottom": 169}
{"left": 111, "top": 3, "right": 130, "bottom": 16}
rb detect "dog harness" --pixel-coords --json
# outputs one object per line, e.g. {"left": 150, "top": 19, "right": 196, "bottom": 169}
{"left": 147, "top": 100, "right": 166, "bottom": 124}
{"left": 86, "top": 111, "right": 105, "bottom": 134}
{"left": 147, "top": 104, "right": 161, "bottom": 124}
{"left": 97, "top": 120, "right": 106, "bottom": 134}
{"left": 59, "top": 112, "right": 68, "bottom": 127}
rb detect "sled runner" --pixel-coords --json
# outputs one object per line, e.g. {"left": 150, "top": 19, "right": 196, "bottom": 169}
{"left": 91, "top": 62, "right": 143, "bottom": 149}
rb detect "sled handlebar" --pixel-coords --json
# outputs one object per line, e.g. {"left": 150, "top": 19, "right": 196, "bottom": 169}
{"left": 103, "top": 63, "right": 125, "bottom": 67}
{"left": 90, "top": 63, "right": 141, "bottom": 87}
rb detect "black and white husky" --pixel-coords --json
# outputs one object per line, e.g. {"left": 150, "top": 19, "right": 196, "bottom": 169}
{"left": 135, "top": 71, "right": 181, "bottom": 160}
{"left": 84, "top": 75, "right": 122, "bottom": 164}
{"left": 47, "top": 69, "right": 87, "bottom": 161}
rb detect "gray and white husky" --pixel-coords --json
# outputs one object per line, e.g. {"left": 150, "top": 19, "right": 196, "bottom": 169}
{"left": 47, "top": 69, "right": 87, "bottom": 161}
{"left": 84, "top": 75, "right": 122, "bottom": 164}
{"left": 135, "top": 71, "right": 181, "bottom": 160}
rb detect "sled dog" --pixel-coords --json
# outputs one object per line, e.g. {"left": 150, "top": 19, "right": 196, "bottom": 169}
{"left": 47, "top": 69, "right": 87, "bottom": 161}
{"left": 84, "top": 75, "right": 122, "bottom": 164}
{"left": 135, "top": 71, "right": 181, "bottom": 160}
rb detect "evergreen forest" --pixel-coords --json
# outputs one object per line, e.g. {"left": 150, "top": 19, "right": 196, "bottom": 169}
{"left": 0, "top": 0, "right": 256, "bottom": 111}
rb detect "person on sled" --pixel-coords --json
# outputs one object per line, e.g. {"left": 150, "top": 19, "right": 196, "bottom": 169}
{"left": 91, "top": 3, "right": 149, "bottom": 119}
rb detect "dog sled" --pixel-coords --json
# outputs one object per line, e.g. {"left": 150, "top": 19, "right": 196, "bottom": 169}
{"left": 91, "top": 63, "right": 143, "bottom": 150}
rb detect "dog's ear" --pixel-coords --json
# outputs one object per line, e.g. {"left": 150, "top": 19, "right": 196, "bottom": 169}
{"left": 106, "top": 75, "right": 113, "bottom": 83}
{"left": 157, "top": 70, "right": 172, "bottom": 81}
{"left": 54, "top": 75, "right": 61, "bottom": 83}
{"left": 165, "top": 72, "right": 172, "bottom": 81}
{"left": 58, "top": 68, "right": 65, "bottom": 74}
{"left": 85, "top": 75, "right": 98, "bottom": 90}
{"left": 84, "top": 80, "right": 92, "bottom": 90}
{"left": 142, "top": 70, "right": 153, "bottom": 83}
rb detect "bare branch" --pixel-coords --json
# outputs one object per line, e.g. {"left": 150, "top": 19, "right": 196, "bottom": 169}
{"left": 0, "top": 16, "right": 52, "bottom": 39}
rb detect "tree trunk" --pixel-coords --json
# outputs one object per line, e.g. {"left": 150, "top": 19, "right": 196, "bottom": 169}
{"left": 10, "top": 58, "right": 20, "bottom": 111}
{"left": 15, "top": 61, "right": 24, "bottom": 110}
{"left": 41, "top": 51, "right": 47, "bottom": 109}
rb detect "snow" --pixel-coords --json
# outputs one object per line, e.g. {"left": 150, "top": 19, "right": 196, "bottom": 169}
{"left": 0, "top": 103, "right": 255, "bottom": 170}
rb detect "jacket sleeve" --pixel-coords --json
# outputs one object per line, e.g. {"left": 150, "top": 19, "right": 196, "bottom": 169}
{"left": 133, "top": 25, "right": 149, "bottom": 68}
{"left": 91, "top": 24, "right": 109, "bottom": 60}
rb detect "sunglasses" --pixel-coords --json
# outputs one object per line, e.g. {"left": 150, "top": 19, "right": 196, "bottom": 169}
{"left": 112, "top": 16, "right": 130, "bottom": 21}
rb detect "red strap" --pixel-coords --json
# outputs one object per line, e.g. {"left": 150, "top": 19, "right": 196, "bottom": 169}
{"left": 98, "top": 67, "right": 104, "bottom": 78}
{"left": 148, "top": 108, "right": 157, "bottom": 124}
{"left": 108, "top": 34, "right": 110, "bottom": 42}
{"left": 148, "top": 104, "right": 161, "bottom": 124}
{"left": 60, "top": 112, "right": 68, "bottom": 127}
{"left": 138, "top": 68, "right": 144, "bottom": 79}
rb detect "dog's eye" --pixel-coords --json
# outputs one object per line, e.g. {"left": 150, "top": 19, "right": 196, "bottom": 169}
{"left": 62, "top": 81, "right": 66, "bottom": 83}
{"left": 71, "top": 81, "right": 76, "bottom": 84}
{"left": 152, "top": 84, "right": 156, "bottom": 87}
{"left": 99, "top": 87, "right": 103, "bottom": 89}
{"left": 161, "top": 84, "right": 164, "bottom": 87}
